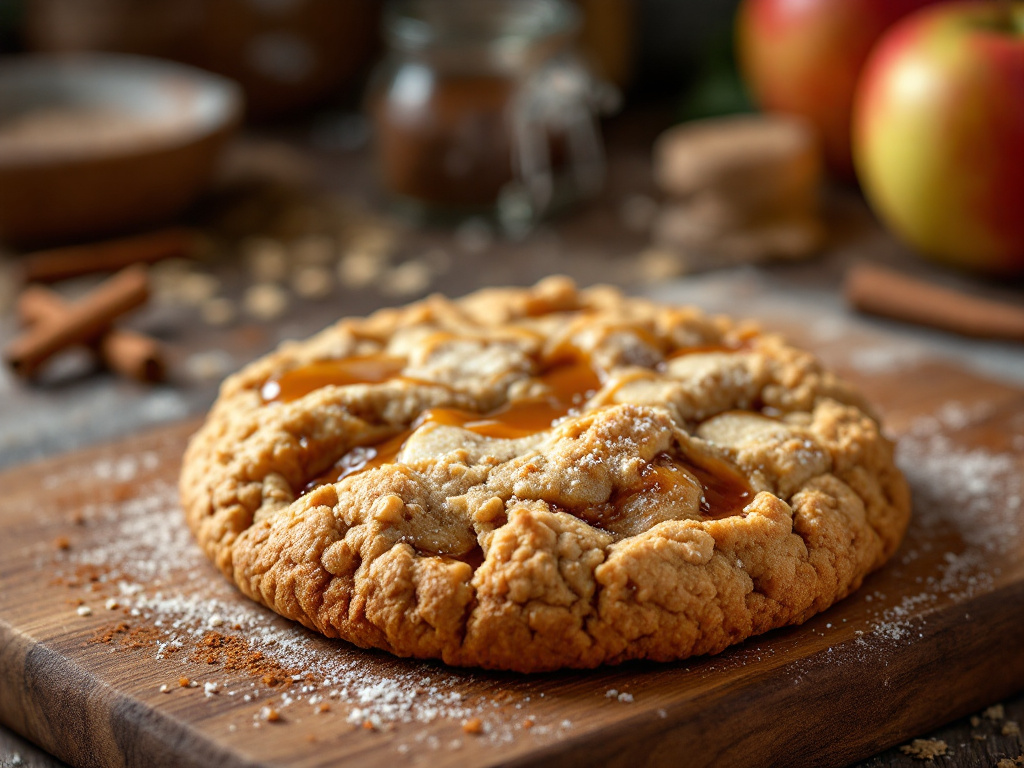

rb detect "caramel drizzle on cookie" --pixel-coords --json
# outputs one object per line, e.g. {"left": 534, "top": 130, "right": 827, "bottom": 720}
{"left": 269, "top": 343, "right": 753, "bottom": 522}
{"left": 574, "top": 450, "right": 752, "bottom": 534}
{"left": 261, "top": 354, "right": 407, "bottom": 403}
{"left": 301, "top": 358, "right": 601, "bottom": 490}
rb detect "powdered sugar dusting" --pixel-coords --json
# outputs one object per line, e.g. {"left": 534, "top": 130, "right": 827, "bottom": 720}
{"left": 852, "top": 405, "right": 1022, "bottom": 653}
{"left": 898, "top": 410, "right": 1021, "bottom": 555}
{"left": 52, "top": 476, "right": 575, "bottom": 750}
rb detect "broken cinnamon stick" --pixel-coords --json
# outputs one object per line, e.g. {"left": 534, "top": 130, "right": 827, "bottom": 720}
{"left": 20, "top": 228, "right": 196, "bottom": 284}
{"left": 17, "top": 286, "right": 166, "bottom": 382}
{"left": 5, "top": 265, "right": 150, "bottom": 377}
{"left": 845, "top": 262, "right": 1024, "bottom": 342}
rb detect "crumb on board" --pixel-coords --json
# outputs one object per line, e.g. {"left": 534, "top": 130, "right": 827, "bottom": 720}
{"left": 261, "top": 706, "right": 280, "bottom": 722}
{"left": 159, "top": 684, "right": 170, "bottom": 693}
{"left": 1003, "top": 721, "right": 1021, "bottom": 737}
{"left": 986, "top": 704, "right": 1007, "bottom": 721}
{"left": 899, "top": 739, "right": 948, "bottom": 760}
{"left": 54, "top": 536, "right": 70, "bottom": 550}
{"left": 76, "top": 605, "right": 92, "bottom": 616}
{"left": 462, "top": 717, "right": 483, "bottom": 735}
{"left": 178, "top": 676, "right": 191, "bottom": 688}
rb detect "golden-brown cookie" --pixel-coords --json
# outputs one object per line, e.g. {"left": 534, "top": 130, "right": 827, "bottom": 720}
{"left": 180, "top": 277, "right": 910, "bottom": 672}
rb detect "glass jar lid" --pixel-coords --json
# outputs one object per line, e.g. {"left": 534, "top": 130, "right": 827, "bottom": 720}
{"left": 386, "top": 0, "right": 580, "bottom": 60}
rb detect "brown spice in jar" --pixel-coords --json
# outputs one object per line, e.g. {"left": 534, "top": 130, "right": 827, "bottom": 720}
{"left": 372, "top": 75, "right": 516, "bottom": 207}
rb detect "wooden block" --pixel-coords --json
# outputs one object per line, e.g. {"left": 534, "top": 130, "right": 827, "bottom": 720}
{"left": 653, "top": 114, "right": 822, "bottom": 218}
{"left": 0, "top": 350, "right": 1022, "bottom": 767}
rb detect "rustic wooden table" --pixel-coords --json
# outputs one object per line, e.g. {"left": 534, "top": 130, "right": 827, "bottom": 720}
{"left": 0, "top": 110, "right": 1021, "bottom": 767}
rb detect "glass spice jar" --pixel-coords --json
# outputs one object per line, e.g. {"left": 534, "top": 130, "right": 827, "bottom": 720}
{"left": 368, "top": 0, "right": 607, "bottom": 231}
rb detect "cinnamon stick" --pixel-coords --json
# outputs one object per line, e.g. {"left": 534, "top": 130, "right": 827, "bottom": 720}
{"left": 5, "top": 266, "right": 150, "bottom": 377}
{"left": 844, "top": 262, "right": 1024, "bottom": 341}
{"left": 17, "top": 286, "right": 165, "bottom": 382}
{"left": 20, "top": 228, "right": 196, "bottom": 284}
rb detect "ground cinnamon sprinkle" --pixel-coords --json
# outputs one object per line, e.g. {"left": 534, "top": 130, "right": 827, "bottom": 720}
{"left": 89, "top": 621, "right": 164, "bottom": 650}
{"left": 190, "top": 631, "right": 301, "bottom": 686}
{"left": 54, "top": 562, "right": 117, "bottom": 589}
{"left": 462, "top": 717, "right": 483, "bottom": 735}
{"left": 90, "top": 621, "right": 131, "bottom": 644}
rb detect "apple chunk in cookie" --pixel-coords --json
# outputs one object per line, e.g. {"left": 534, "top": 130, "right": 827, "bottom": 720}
{"left": 180, "top": 277, "right": 910, "bottom": 671}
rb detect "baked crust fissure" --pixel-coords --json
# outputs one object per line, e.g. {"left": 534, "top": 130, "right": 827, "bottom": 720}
{"left": 180, "top": 277, "right": 910, "bottom": 672}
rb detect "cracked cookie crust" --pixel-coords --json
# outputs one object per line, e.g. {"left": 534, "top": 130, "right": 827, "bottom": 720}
{"left": 180, "top": 277, "right": 910, "bottom": 672}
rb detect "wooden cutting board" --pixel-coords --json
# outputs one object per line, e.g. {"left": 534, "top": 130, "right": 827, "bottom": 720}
{"left": 1, "top": 330, "right": 1023, "bottom": 768}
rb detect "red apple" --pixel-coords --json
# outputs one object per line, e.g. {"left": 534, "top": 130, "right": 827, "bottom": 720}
{"left": 853, "top": 2, "right": 1024, "bottom": 273}
{"left": 737, "top": 0, "right": 939, "bottom": 178}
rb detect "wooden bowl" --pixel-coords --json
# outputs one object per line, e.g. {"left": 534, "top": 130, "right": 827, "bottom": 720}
{"left": 0, "top": 53, "right": 243, "bottom": 247}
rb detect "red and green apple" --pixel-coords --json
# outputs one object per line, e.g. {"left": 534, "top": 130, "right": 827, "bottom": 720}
{"left": 737, "top": 0, "right": 939, "bottom": 178}
{"left": 853, "top": 1, "right": 1024, "bottom": 273}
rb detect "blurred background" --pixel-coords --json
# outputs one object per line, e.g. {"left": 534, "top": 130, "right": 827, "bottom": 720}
{"left": 0, "top": 0, "right": 1020, "bottom": 453}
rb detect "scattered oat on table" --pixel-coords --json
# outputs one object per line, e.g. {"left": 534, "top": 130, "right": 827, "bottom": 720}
{"left": 244, "top": 238, "right": 289, "bottom": 283}
{"left": 379, "top": 260, "right": 432, "bottom": 298}
{"left": 243, "top": 283, "right": 289, "bottom": 321}
{"left": 201, "top": 297, "right": 237, "bottom": 327}
{"left": 338, "top": 249, "right": 385, "bottom": 289}
{"left": 291, "top": 266, "right": 334, "bottom": 299}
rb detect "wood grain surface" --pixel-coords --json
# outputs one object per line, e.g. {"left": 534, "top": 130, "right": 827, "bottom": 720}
{"left": 0, "top": 326, "right": 1022, "bottom": 768}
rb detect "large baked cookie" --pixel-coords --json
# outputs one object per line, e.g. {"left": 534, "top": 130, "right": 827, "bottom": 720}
{"left": 180, "top": 277, "right": 910, "bottom": 672}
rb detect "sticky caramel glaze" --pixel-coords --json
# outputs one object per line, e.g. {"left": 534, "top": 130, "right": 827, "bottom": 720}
{"left": 302, "top": 359, "right": 602, "bottom": 491}
{"left": 576, "top": 450, "right": 752, "bottom": 535}
{"left": 686, "top": 451, "right": 753, "bottom": 519}
{"left": 284, "top": 349, "right": 752, "bottom": 525}
{"left": 262, "top": 354, "right": 406, "bottom": 403}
